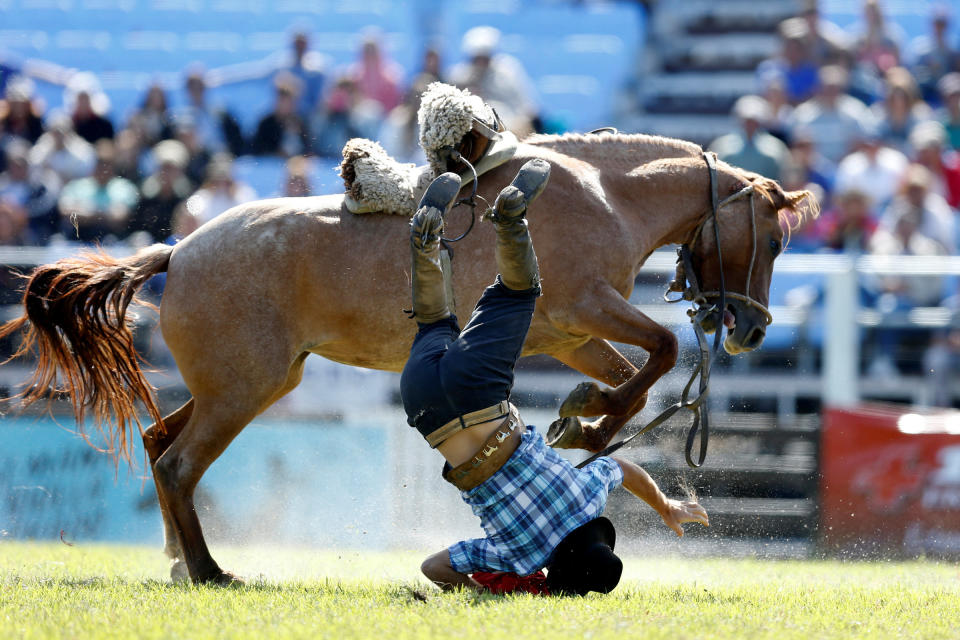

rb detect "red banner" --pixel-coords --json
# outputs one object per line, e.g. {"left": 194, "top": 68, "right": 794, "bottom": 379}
{"left": 820, "top": 404, "right": 960, "bottom": 556}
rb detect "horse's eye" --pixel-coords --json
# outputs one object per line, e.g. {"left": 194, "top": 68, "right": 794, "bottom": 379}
{"left": 770, "top": 239, "right": 781, "bottom": 256}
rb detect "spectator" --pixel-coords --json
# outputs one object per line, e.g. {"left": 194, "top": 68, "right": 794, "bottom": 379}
{"left": 783, "top": 127, "right": 835, "bottom": 204}
{"left": 878, "top": 163, "right": 956, "bottom": 254}
{"left": 57, "top": 139, "right": 138, "bottom": 243}
{"left": 282, "top": 155, "right": 312, "bottom": 197}
{"left": 171, "top": 115, "right": 212, "bottom": 187}
{"left": 251, "top": 72, "right": 310, "bottom": 157}
{"left": 760, "top": 75, "right": 794, "bottom": 142}
{"left": 347, "top": 31, "right": 403, "bottom": 114}
{"left": 280, "top": 27, "right": 328, "bottom": 118}
{"left": 0, "top": 77, "right": 44, "bottom": 147}
{"left": 811, "top": 187, "right": 877, "bottom": 253}
{"left": 182, "top": 153, "right": 255, "bottom": 225}
{"left": 311, "top": 76, "right": 364, "bottom": 157}
{"left": 449, "top": 26, "right": 539, "bottom": 133}
{"left": 867, "top": 197, "right": 947, "bottom": 377}
{"left": 28, "top": 110, "right": 95, "bottom": 183}
{"left": 204, "top": 24, "right": 329, "bottom": 121}
{"left": 834, "top": 123, "right": 908, "bottom": 213}
{"left": 756, "top": 19, "right": 820, "bottom": 105}
{"left": 870, "top": 67, "right": 934, "bottom": 154}
{"left": 380, "top": 47, "right": 444, "bottom": 163}
{"left": 908, "top": 6, "right": 960, "bottom": 105}
{"left": 131, "top": 139, "right": 192, "bottom": 242}
{"left": 849, "top": 0, "right": 905, "bottom": 79}
{"left": 130, "top": 83, "right": 175, "bottom": 147}
{"left": 0, "top": 138, "right": 60, "bottom": 244}
{"left": 113, "top": 127, "right": 147, "bottom": 184}
{"left": 910, "top": 120, "right": 960, "bottom": 209}
{"left": 709, "top": 95, "right": 789, "bottom": 181}
{"left": 937, "top": 72, "right": 960, "bottom": 150}
{"left": 65, "top": 72, "right": 115, "bottom": 144}
{"left": 797, "top": 0, "right": 849, "bottom": 66}
{"left": 175, "top": 68, "right": 245, "bottom": 157}
{"left": 789, "top": 65, "right": 872, "bottom": 164}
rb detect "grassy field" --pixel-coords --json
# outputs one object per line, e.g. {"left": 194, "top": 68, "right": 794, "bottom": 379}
{"left": 1, "top": 542, "right": 958, "bottom": 640}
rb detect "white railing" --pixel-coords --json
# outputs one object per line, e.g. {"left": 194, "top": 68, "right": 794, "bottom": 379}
{"left": 2, "top": 247, "right": 960, "bottom": 411}
{"left": 635, "top": 252, "right": 960, "bottom": 409}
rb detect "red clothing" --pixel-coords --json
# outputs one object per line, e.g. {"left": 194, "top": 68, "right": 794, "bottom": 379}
{"left": 472, "top": 570, "right": 550, "bottom": 595}
{"left": 939, "top": 153, "right": 960, "bottom": 210}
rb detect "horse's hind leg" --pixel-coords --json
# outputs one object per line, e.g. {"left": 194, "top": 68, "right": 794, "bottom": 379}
{"left": 141, "top": 399, "right": 194, "bottom": 581}
{"left": 152, "top": 354, "right": 308, "bottom": 584}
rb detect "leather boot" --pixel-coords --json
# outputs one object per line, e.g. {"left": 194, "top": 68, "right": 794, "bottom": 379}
{"left": 489, "top": 159, "right": 551, "bottom": 291}
{"left": 410, "top": 173, "right": 461, "bottom": 322}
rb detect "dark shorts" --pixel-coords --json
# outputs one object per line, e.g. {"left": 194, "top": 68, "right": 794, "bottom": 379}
{"left": 400, "top": 277, "right": 539, "bottom": 443}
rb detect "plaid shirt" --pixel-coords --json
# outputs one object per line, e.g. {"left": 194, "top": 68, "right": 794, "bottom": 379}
{"left": 447, "top": 425, "right": 623, "bottom": 577}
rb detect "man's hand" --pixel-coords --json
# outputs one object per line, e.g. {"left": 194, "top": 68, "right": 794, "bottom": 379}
{"left": 659, "top": 499, "right": 709, "bottom": 537}
{"left": 421, "top": 550, "right": 483, "bottom": 592}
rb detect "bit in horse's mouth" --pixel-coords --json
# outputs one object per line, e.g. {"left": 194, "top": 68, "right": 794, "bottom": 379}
{"left": 723, "top": 307, "right": 736, "bottom": 330}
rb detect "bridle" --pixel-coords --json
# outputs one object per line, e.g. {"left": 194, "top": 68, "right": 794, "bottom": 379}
{"left": 577, "top": 151, "right": 770, "bottom": 469}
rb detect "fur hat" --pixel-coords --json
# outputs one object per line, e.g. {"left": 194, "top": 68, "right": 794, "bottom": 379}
{"left": 417, "top": 82, "right": 496, "bottom": 175}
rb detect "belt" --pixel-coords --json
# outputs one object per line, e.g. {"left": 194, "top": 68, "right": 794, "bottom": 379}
{"left": 443, "top": 408, "right": 524, "bottom": 491}
{"left": 427, "top": 400, "right": 512, "bottom": 448}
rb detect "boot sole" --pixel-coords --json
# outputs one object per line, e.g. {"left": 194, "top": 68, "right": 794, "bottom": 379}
{"left": 510, "top": 159, "right": 551, "bottom": 207}
{"left": 418, "top": 172, "right": 462, "bottom": 214}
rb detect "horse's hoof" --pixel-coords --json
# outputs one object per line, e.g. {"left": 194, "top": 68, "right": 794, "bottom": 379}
{"left": 169, "top": 557, "right": 190, "bottom": 583}
{"left": 208, "top": 571, "right": 245, "bottom": 587}
{"left": 559, "top": 381, "right": 605, "bottom": 418}
{"left": 546, "top": 417, "right": 585, "bottom": 449}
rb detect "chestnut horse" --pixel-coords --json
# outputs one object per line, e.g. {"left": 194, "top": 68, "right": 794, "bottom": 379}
{"left": 0, "top": 133, "right": 816, "bottom": 583}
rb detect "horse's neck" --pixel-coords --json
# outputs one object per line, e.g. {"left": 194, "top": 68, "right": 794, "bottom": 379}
{"left": 530, "top": 133, "right": 709, "bottom": 249}
{"left": 607, "top": 156, "right": 712, "bottom": 252}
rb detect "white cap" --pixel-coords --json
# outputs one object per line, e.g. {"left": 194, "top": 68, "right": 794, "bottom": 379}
{"left": 733, "top": 95, "right": 771, "bottom": 122}
{"left": 462, "top": 26, "right": 500, "bottom": 57}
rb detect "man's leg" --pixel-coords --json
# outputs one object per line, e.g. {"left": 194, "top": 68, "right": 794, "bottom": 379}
{"left": 439, "top": 160, "right": 551, "bottom": 411}
{"left": 409, "top": 172, "right": 461, "bottom": 324}
{"left": 401, "top": 173, "right": 465, "bottom": 431}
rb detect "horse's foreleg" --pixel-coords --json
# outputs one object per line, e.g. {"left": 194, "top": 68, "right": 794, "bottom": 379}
{"left": 142, "top": 399, "right": 194, "bottom": 581}
{"left": 549, "top": 287, "right": 677, "bottom": 452}
{"left": 553, "top": 337, "right": 638, "bottom": 413}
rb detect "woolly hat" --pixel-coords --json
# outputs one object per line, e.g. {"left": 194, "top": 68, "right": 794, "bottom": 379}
{"left": 417, "top": 82, "right": 497, "bottom": 175}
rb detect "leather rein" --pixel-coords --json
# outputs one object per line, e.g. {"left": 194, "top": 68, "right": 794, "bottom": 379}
{"left": 577, "top": 151, "right": 769, "bottom": 469}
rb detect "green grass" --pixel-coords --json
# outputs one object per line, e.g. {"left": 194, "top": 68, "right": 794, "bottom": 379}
{"left": 2, "top": 542, "right": 959, "bottom": 639}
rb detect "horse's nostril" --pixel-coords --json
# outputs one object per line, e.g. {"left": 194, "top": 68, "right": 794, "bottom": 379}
{"left": 745, "top": 326, "right": 765, "bottom": 349}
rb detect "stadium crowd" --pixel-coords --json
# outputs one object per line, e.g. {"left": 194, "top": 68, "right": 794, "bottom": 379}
{"left": 706, "top": 0, "right": 960, "bottom": 381}
{"left": 0, "top": 24, "right": 538, "bottom": 249}
{"left": 0, "top": 0, "right": 959, "bottom": 382}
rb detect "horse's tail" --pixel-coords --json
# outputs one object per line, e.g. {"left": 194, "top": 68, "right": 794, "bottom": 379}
{"left": 0, "top": 243, "right": 174, "bottom": 464}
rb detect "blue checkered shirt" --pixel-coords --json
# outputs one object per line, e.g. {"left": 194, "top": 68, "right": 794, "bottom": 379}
{"left": 447, "top": 425, "right": 624, "bottom": 577}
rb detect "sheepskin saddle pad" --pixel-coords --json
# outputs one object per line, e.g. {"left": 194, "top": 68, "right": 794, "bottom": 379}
{"left": 339, "top": 82, "right": 518, "bottom": 216}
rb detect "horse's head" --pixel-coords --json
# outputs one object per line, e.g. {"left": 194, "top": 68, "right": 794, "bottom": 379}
{"left": 686, "top": 163, "right": 819, "bottom": 355}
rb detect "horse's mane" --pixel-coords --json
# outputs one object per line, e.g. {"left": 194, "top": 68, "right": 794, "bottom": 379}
{"left": 524, "top": 131, "right": 702, "bottom": 167}
{"left": 525, "top": 131, "right": 820, "bottom": 237}
{"left": 732, "top": 167, "right": 821, "bottom": 244}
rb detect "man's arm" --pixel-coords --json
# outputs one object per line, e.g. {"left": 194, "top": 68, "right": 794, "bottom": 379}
{"left": 421, "top": 550, "right": 483, "bottom": 592}
{"left": 611, "top": 456, "right": 709, "bottom": 537}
